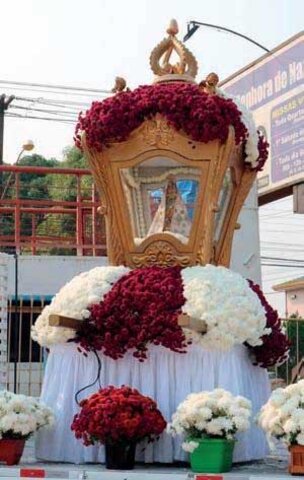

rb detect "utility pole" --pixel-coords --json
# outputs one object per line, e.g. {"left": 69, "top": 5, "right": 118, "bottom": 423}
{"left": 0, "top": 94, "right": 15, "bottom": 195}
{"left": 0, "top": 94, "right": 14, "bottom": 165}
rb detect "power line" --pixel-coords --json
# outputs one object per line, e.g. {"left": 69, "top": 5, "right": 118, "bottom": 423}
{"left": 261, "top": 256, "right": 304, "bottom": 263}
{"left": 261, "top": 241, "right": 304, "bottom": 246}
{"left": 6, "top": 113, "right": 75, "bottom": 124}
{"left": 1, "top": 84, "right": 108, "bottom": 99}
{"left": 15, "top": 96, "right": 90, "bottom": 107}
{"left": 0, "top": 78, "right": 111, "bottom": 95}
{"left": 261, "top": 263, "right": 304, "bottom": 268}
{"left": 263, "top": 231, "right": 304, "bottom": 233}
{"left": 11, "top": 105, "right": 79, "bottom": 117}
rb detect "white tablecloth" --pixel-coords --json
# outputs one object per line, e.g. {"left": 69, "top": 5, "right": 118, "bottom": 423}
{"left": 36, "top": 343, "right": 270, "bottom": 464}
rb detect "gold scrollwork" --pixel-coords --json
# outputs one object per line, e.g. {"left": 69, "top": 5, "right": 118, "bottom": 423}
{"left": 131, "top": 241, "right": 191, "bottom": 268}
{"left": 142, "top": 118, "right": 174, "bottom": 147}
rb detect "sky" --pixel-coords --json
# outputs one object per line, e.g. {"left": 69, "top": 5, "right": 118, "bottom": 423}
{"left": 1, "top": 0, "right": 304, "bottom": 313}
{"left": 1, "top": 0, "right": 303, "bottom": 162}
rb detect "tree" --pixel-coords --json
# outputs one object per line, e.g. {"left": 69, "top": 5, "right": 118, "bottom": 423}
{"left": 278, "top": 312, "right": 304, "bottom": 383}
{"left": 0, "top": 154, "right": 59, "bottom": 253}
{"left": 0, "top": 146, "right": 100, "bottom": 255}
{"left": 37, "top": 146, "right": 93, "bottom": 255}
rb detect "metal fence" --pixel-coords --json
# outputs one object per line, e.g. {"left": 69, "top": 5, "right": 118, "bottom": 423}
{"left": 6, "top": 295, "right": 51, "bottom": 396}
{"left": 272, "top": 317, "right": 304, "bottom": 386}
{"left": 0, "top": 165, "right": 106, "bottom": 256}
{"left": 4, "top": 307, "right": 304, "bottom": 395}
{"left": 0, "top": 254, "right": 9, "bottom": 389}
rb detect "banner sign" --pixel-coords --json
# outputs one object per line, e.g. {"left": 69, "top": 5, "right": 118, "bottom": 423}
{"left": 222, "top": 33, "right": 304, "bottom": 198}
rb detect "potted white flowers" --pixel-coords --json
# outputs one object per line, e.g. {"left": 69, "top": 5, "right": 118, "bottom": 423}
{"left": 0, "top": 391, "right": 54, "bottom": 465}
{"left": 258, "top": 380, "right": 304, "bottom": 475}
{"left": 168, "top": 389, "right": 252, "bottom": 473}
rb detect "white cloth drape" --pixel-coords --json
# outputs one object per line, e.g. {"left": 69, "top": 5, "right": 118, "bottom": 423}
{"left": 36, "top": 343, "right": 270, "bottom": 464}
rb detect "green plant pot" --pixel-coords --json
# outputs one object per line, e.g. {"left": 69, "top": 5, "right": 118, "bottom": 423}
{"left": 190, "top": 438, "right": 235, "bottom": 473}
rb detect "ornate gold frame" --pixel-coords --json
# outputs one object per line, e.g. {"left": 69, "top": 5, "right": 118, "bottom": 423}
{"left": 84, "top": 115, "right": 256, "bottom": 268}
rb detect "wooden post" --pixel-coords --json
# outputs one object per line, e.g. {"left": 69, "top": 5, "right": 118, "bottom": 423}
{"left": 49, "top": 314, "right": 83, "bottom": 330}
{"left": 76, "top": 174, "right": 84, "bottom": 256}
{"left": 14, "top": 173, "right": 21, "bottom": 254}
{"left": 178, "top": 313, "right": 207, "bottom": 333}
{"left": 293, "top": 184, "right": 304, "bottom": 214}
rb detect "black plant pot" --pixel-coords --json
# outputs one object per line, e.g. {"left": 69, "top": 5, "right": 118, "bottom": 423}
{"left": 105, "top": 441, "right": 136, "bottom": 470}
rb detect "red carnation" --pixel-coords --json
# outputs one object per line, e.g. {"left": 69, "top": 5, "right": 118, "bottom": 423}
{"left": 75, "top": 83, "right": 248, "bottom": 152}
{"left": 247, "top": 280, "right": 290, "bottom": 368}
{"left": 76, "top": 266, "right": 187, "bottom": 360}
{"left": 71, "top": 386, "right": 166, "bottom": 446}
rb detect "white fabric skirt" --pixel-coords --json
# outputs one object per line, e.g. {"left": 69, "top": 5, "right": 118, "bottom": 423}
{"left": 36, "top": 343, "right": 270, "bottom": 464}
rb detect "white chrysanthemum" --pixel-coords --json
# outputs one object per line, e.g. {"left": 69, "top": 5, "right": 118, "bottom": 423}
{"left": 0, "top": 391, "right": 54, "bottom": 439}
{"left": 31, "top": 266, "right": 129, "bottom": 347}
{"left": 258, "top": 380, "right": 304, "bottom": 447}
{"left": 182, "top": 440, "right": 199, "bottom": 453}
{"left": 168, "top": 388, "right": 251, "bottom": 445}
{"left": 284, "top": 419, "right": 298, "bottom": 434}
{"left": 216, "top": 87, "right": 260, "bottom": 168}
{"left": 297, "top": 433, "right": 304, "bottom": 446}
{"left": 181, "top": 265, "right": 268, "bottom": 351}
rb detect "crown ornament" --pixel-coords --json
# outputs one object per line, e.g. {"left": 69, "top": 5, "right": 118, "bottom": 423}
{"left": 150, "top": 19, "right": 198, "bottom": 83}
{"left": 75, "top": 18, "right": 268, "bottom": 270}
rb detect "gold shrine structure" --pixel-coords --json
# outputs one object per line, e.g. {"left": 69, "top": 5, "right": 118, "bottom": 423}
{"left": 82, "top": 20, "right": 257, "bottom": 270}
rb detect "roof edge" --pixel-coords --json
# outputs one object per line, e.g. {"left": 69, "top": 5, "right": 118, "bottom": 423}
{"left": 273, "top": 277, "right": 304, "bottom": 292}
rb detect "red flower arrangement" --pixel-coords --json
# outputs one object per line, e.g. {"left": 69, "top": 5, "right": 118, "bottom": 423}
{"left": 71, "top": 386, "right": 166, "bottom": 446}
{"left": 247, "top": 280, "right": 290, "bottom": 368}
{"left": 76, "top": 266, "right": 188, "bottom": 361}
{"left": 251, "top": 134, "right": 269, "bottom": 172}
{"left": 75, "top": 82, "right": 267, "bottom": 170}
{"left": 74, "top": 267, "right": 289, "bottom": 368}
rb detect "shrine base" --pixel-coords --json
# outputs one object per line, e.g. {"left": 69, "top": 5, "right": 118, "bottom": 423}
{"left": 36, "top": 343, "right": 270, "bottom": 464}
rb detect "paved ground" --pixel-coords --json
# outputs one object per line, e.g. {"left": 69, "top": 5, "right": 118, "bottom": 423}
{"left": 0, "top": 439, "right": 294, "bottom": 479}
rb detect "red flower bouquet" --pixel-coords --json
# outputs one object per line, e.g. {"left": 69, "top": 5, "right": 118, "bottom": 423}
{"left": 71, "top": 386, "right": 167, "bottom": 447}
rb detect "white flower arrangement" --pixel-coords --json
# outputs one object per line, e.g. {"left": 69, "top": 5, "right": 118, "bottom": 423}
{"left": 0, "top": 391, "right": 54, "bottom": 439}
{"left": 181, "top": 265, "right": 270, "bottom": 351}
{"left": 217, "top": 87, "right": 260, "bottom": 169}
{"left": 258, "top": 380, "right": 304, "bottom": 448}
{"left": 31, "top": 266, "right": 129, "bottom": 347}
{"left": 168, "top": 389, "right": 252, "bottom": 452}
{"left": 32, "top": 263, "right": 269, "bottom": 353}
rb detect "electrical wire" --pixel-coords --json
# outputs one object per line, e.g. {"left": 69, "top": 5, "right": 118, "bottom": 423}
{"left": 74, "top": 349, "right": 102, "bottom": 406}
{"left": 6, "top": 112, "right": 75, "bottom": 124}
{"left": 11, "top": 105, "right": 79, "bottom": 116}
{"left": 261, "top": 264, "right": 304, "bottom": 268}
{"left": 261, "top": 256, "right": 304, "bottom": 263}
{"left": 0, "top": 78, "right": 111, "bottom": 94}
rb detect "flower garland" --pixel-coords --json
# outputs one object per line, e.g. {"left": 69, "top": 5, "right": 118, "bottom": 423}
{"left": 31, "top": 266, "right": 129, "bottom": 346}
{"left": 75, "top": 82, "right": 267, "bottom": 170}
{"left": 71, "top": 386, "right": 166, "bottom": 446}
{"left": 0, "top": 391, "right": 53, "bottom": 440}
{"left": 247, "top": 280, "right": 290, "bottom": 368}
{"left": 168, "top": 388, "right": 251, "bottom": 452}
{"left": 76, "top": 266, "right": 187, "bottom": 361}
{"left": 258, "top": 380, "right": 304, "bottom": 447}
